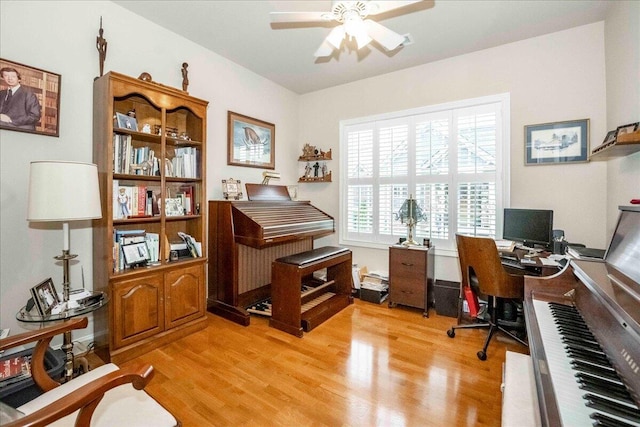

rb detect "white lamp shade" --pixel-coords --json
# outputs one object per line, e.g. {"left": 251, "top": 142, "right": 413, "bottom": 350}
{"left": 27, "top": 161, "right": 102, "bottom": 222}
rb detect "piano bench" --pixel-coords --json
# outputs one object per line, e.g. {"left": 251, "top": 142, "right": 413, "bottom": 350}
{"left": 270, "top": 246, "right": 354, "bottom": 337}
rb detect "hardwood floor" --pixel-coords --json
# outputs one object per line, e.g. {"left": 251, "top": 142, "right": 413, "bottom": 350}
{"left": 117, "top": 300, "right": 528, "bottom": 426}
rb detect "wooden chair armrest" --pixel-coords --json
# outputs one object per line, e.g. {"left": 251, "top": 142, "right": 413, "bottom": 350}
{"left": 2, "top": 364, "right": 154, "bottom": 427}
{"left": 0, "top": 318, "right": 88, "bottom": 392}
{"left": 0, "top": 318, "right": 88, "bottom": 352}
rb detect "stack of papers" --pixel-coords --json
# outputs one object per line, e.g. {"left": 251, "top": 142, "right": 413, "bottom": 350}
{"left": 495, "top": 239, "right": 515, "bottom": 252}
{"left": 567, "top": 246, "right": 605, "bottom": 260}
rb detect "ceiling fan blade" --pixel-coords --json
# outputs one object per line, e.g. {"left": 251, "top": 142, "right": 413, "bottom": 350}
{"left": 363, "top": 19, "right": 406, "bottom": 51}
{"left": 366, "top": 1, "right": 423, "bottom": 16}
{"left": 314, "top": 40, "right": 335, "bottom": 58}
{"left": 270, "top": 11, "right": 334, "bottom": 23}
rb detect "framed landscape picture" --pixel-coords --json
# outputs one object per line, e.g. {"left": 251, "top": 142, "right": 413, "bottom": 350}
{"left": 0, "top": 58, "right": 60, "bottom": 137}
{"left": 525, "top": 119, "right": 589, "bottom": 165}
{"left": 227, "top": 111, "right": 275, "bottom": 169}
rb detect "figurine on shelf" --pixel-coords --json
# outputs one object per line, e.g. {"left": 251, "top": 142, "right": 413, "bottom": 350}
{"left": 313, "top": 162, "right": 320, "bottom": 177}
{"left": 302, "top": 143, "right": 316, "bottom": 158}
{"left": 322, "top": 162, "right": 328, "bottom": 177}
{"left": 304, "top": 162, "right": 312, "bottom": 178}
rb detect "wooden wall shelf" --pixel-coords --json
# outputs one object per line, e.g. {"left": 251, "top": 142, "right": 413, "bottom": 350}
{"left": 590, "top": 130, "right": 640, "bottom": 160}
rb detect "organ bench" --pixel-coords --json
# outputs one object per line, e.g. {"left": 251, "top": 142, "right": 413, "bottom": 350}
{"left": 270, "top": 246, "right": 353, "bottom": 337}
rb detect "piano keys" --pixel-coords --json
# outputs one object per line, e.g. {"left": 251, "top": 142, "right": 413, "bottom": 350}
{"left": 522, "top": 206, "right": 640, "bottom": 426}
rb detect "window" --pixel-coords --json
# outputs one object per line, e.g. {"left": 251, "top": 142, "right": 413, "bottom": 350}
{"left": 340, "top": 94, "right": 510, "bottom": 252}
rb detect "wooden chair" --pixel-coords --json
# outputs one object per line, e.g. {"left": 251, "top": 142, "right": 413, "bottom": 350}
{"left": 446, "top": 234, "right": 528, "bottom": 360}
{"left": 0, "top": 317, "right": 179, "bottom": 426}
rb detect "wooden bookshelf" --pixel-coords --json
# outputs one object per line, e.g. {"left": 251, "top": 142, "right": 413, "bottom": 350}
{"left": 92, "top": 72, "right": 208, "bottom": 364}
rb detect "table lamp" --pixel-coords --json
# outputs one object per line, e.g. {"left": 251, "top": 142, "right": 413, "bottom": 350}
{"left": 395, "top": 194, "right": 427, "bottom": 246}
{"left": 27, "top": 161, "right": 102, "bottom": 304}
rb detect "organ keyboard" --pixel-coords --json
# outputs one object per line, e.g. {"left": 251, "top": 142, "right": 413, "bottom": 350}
{"left": 522, "top": 206, "right": 640, "bottom": 426}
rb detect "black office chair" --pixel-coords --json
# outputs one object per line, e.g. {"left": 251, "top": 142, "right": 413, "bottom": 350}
{"left": 446, "top": 234, "right": 528, "bottom": 360}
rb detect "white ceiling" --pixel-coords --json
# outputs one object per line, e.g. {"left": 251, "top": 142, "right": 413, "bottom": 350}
{"left": 113, "top": 0, "right": 611, "bottom": 95}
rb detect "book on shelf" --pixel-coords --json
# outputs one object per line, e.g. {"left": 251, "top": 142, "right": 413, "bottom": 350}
{"left": 178, "top": 232, "right": 201, "bottom": 257}
{"left": 145, "top": 233, "right": 160, "bottom": 263}
{"left": 172, "top": 147, "right": 199, "bottom": 178}
{"left": 567, "top": 246, "right": 605, "bottom": 260}
{"left": 178, "top": 184, "right": 194, "bottom": 215}
{"left": 113, "top": 229, "right": 146, "bottom": 272}
{"left": 113, "top": 182, "right": 157, "bottom": 219}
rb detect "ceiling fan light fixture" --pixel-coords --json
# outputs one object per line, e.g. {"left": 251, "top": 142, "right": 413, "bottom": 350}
{"left": 353, "top": 32, "right": 373, "bottom": 49}
{"left": 326, "top": 25, "right": 346, "bottom": 49}
{"left": 343, "top": 12, "right": 371, "bottom": 49}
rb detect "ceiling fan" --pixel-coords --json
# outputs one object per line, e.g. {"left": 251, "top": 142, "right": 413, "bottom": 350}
{"left": 270, "top": 1, "right": 426, "bottom": 58}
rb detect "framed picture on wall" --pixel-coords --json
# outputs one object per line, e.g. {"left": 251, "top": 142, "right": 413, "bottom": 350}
{"left": 524, "top": 119, "right": 589, "bottom": 165}
{"left": 227, "top": 111, "right": 275, "bottom": 169}
{"left": 0, "top": 58, "right": 61, "bottom": 137}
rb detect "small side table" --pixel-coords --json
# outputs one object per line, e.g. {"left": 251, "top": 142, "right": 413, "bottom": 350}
{"left": 388, "top": 245, "right": 435, "bottom": 317}
{"left": 16, "top": 291, "right": 108, "bottom": 382}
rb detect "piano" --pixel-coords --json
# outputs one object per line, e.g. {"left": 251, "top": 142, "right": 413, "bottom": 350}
{"left": 520, "top": 205, "right": 640, "bottom": 426}
{"left": 207, "top": 184, "right": 335, "bottom": 326}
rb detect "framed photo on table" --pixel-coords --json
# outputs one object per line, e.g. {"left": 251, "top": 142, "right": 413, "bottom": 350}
{"left": 525, "top": 119, "right": 589, "bottom": 165}
{"left": 0, "top": 58, "right": 61, "bottom": 137}
{"left": 227, "top": 111, "right": 275, "bottom": 169}
{"left": 30, "top": 278, "right": 59, "bottom": 316}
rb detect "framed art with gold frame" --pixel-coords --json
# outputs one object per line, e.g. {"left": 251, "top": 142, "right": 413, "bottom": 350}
{"left": 227, "top": 111, "right": 275, "bottom": 169}
{"left": 0, "top": 58, "right": 61, "bottom": 137}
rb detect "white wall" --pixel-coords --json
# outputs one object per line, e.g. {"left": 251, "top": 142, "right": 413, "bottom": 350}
{"left": 299, "top": 23, "right": 608, "bottom": 281}
{"left": 604, "top": 1, "right": 640, "bottom": 233}
{"left": 0, "top": 1, "right": 300, "bottom": 343}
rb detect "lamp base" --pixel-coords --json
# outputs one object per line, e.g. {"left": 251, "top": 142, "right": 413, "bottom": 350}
{"left": 402, "top": 223, "right": 421, "bottom": 247}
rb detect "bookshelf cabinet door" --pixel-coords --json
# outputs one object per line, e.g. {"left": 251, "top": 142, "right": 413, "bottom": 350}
{"left": 164, "top": 264, "right": 205, "bottom": 329}
{"left": 112, "top": 273, "right": 164, "bottom": 349}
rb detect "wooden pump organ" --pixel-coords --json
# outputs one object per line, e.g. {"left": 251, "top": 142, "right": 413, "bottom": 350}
{"left": 208, "top": 185, "right": 353, "bottom": 332}
{"left": 504, "top": 205, "right": 640, "bottom": 426}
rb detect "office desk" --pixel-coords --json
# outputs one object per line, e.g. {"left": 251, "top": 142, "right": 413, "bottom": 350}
{"left": 500, "top": 249, "right": 561, "bottom": 277}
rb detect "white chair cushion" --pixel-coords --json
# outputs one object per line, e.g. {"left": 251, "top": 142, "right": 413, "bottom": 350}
{"left": 18, "top": 363, "right": 177, "bottom": 427}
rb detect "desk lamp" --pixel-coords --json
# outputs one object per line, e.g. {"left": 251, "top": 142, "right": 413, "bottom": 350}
{"left": 27, "top": 161, "right": 102, "bottom": 304}
{"left": 395, "top": 194, "right": 426, "bottom": 246}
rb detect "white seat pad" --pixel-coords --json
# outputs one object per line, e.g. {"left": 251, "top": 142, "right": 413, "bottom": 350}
{"left": 18, "top": 363, "right": 177, "bottom": 427}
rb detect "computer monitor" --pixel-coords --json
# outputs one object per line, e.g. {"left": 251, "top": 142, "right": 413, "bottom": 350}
{"left": 502, "top": 208, "right": 554, "bottom": 249}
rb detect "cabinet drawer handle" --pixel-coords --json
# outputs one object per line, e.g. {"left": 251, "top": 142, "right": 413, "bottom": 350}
{"left": 401, "top": 262, "right": 414, "bottom": 266}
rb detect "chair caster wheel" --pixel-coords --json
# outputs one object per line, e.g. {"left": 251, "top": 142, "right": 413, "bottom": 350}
{"left": 447, "top": 329, "right": 455, "bottom": 338}
{"left": 477, "top": 350, "right": 487, "bottom": 361}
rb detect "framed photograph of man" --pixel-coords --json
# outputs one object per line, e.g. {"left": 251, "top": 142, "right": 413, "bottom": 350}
{"left": 30, "top": 278, "right": 60, "bottom": 316}
{"left": 0, "top": 58, "right": 61, "bottom": 137}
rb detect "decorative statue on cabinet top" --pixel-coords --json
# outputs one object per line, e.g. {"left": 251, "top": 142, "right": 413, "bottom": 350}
{"left": 181, "top": 62, "right": 189, "bottom": 92}
{"left": 96, "top": 17, "right": 107, "bottom": 78}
